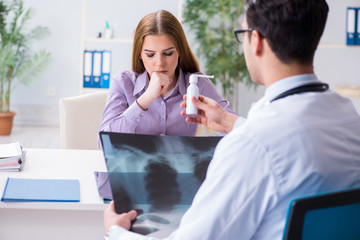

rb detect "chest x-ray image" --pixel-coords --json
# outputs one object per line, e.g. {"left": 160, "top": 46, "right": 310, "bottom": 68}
{"left": 100, "top": 132, "right": 222, "bottom": 236}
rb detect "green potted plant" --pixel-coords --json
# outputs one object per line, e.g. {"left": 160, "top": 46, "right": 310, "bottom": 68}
{"left": 0, "top": 0, "right": 51, "bottom": 135}
{"left": 183, "top": 0, "right": 254, "bottom": 107}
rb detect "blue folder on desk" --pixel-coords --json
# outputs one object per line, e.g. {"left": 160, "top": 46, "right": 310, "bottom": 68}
{"left": 1, "top": 178, "right": 80, "bottom": 202}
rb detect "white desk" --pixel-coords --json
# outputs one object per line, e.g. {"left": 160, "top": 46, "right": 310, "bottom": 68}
{"left": 0, "top": 148, "right": 108, "bottom": 240}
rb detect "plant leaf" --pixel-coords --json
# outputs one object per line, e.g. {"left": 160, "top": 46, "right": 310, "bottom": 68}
{"left": 15, "top": 49, "right": 51, "bottom": 86}
{"left": 183, "top": 0, "right": 253, "bottom": 98}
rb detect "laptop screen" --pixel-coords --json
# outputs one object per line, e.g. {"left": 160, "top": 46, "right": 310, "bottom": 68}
{"left": 100, "top": 131, "right": 222, "bottom": 235}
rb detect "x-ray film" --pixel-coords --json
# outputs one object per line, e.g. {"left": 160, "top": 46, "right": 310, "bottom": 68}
{"left": 100, "top": 132, "right": 222, "bottom": 236}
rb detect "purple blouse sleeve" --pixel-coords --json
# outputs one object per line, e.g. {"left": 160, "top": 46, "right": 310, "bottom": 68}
{"left": 99, "top": 71, "right": 146, "bottom": 134}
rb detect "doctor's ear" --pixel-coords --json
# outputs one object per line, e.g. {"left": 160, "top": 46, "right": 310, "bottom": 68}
{"left": 251, "top": 30, "right": 264, "bottom": 56}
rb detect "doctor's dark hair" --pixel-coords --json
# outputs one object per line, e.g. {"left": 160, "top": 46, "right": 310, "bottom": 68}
{"left": 245, "top": 0, "right": 329, "bottom": 64}
{"left": 132, "top": 10, "right": 200, "bottom": 74}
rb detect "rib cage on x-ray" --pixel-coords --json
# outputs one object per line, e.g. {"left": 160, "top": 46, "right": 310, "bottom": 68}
{"left": 100, "top": 132, "right": 222, "bottom": 235}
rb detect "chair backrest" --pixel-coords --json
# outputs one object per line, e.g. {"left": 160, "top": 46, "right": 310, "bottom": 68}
{"left": 283, "top": 187, "right": 360, "bottom": 240}
{"left": 59, "top": 91, "right": 108, "bottom": 150}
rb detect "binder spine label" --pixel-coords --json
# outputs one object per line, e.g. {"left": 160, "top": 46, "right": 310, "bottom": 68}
{"left": 92, "top": 51, "right": 102, "bottom": 88}
{"left": 347, "top": 7, "right": 357, "bottom": 45}
{"left": 101, "top": 50, "right": 111, "bottom": 89}
{"left": 83, "top": 50, "right": 93, "bottom": 88}
{"left": 357, "top": 8, "right": 360, "bottom": 45}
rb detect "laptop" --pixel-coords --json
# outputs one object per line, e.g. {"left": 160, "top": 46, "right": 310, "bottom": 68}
{"left": 99, "top": 131, "right": 222, "bottom": 236}
{"left": 283, "top": 187, "right": 360, "bottom": 240}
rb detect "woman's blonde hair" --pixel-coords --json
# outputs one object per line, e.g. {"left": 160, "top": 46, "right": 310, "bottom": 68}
{"left": 132, "top": 10, "right": 200, "bottom": 74}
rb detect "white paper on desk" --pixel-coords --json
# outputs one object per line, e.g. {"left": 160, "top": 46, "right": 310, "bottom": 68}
{"left": 0, "top": 142, "right": 22, "bottom": 159}
{"left": 0, "top": 150, "right": 26, "bottom": 172}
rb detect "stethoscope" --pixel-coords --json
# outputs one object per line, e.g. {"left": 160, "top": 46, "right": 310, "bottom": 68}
{"left": 266, "top": 82, "right": 329, "bottom": 105}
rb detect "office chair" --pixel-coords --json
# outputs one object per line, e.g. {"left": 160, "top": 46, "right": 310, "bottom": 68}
{"left": 59, "top": 91, "right": 108, "bottom": 150}
{"left": 283, "top": 187, "right": 360, "bottom": 240}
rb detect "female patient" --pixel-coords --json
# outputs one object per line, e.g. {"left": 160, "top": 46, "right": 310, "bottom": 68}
{"left": 99, "top": 10, "right": 233, "bottom": 136}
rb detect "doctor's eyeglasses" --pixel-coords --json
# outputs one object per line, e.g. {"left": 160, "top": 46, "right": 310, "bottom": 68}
{"left": 234, "top": 28, "right": 253, "bottom": 43}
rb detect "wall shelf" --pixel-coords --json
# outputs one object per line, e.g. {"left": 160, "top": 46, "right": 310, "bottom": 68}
{"left": 336, "top": 86, "right": 360, "bottom": 98}
{"left": 318, "top": 43, "right": 360, "bottom": 48}
{"left": 318, "top": 43, "right": 360, "bottom": 99}
{"left": 85, "top": 37, "right": 133, "bottom": 43}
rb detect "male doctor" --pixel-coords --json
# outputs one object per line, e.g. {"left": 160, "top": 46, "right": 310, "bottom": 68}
{"left": 103, "top": 0, "right": 360, "bottom": 239}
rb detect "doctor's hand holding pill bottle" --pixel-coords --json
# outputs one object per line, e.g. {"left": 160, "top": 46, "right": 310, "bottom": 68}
{"left": 186, "top": 74, "right": 213, "bottom": 115}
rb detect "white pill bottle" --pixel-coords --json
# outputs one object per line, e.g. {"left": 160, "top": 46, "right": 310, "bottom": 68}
{"left": 186, "top": 74, "right": 214, "bottom": 115}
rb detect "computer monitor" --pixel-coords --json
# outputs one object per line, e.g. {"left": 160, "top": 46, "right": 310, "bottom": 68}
{"left": 283, "top": 187, "right": 360, "bottom": 240}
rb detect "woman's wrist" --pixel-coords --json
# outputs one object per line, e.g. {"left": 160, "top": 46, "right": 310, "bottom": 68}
{"left": 137, "top": 93, "right": 153, "bottom": 110}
